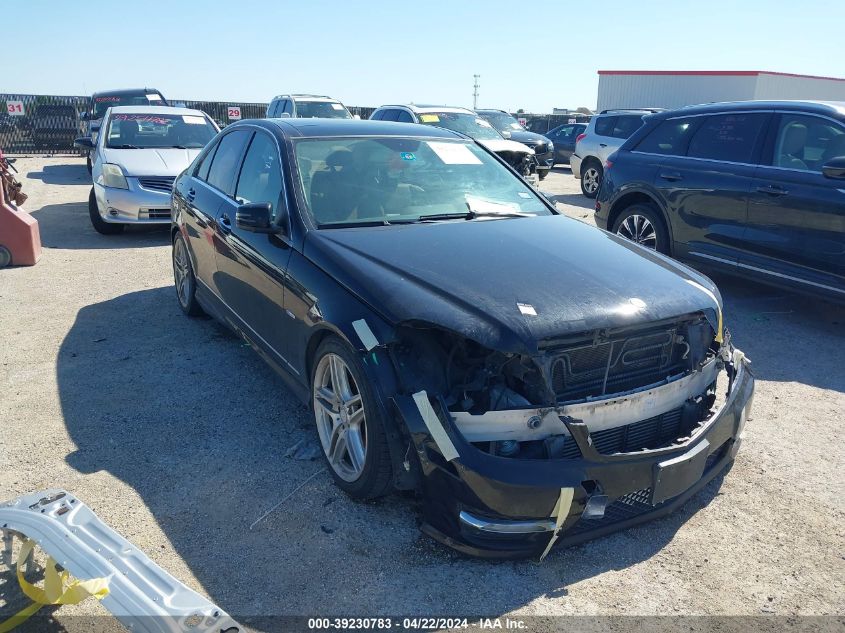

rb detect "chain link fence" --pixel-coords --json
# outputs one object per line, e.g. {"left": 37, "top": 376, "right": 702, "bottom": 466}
{"left": 1, "top": 93, "right": 585, "bottom": 154}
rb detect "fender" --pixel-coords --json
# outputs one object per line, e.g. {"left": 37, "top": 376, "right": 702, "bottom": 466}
{"left": 608, "top": 183, "right": 675, "bottom": 251}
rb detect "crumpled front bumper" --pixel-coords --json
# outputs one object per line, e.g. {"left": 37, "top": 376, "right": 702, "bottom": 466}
{"left": 394, "top": 351, "right": 754, "bottom": 559}
{"left": 94, "top": 180, "right": 172, "bottom": 225}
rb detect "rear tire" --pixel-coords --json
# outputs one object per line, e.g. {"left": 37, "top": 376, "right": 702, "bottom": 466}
{"left": 580, "top": 161, "right": 603, "bottom": 198}
{"left": 611, "top": 202, "right": 669, "bottom": 254}
{"left": 88, "top": 187, "right": 124, "bottom": 235}
{"left": 0, "top": 246, "right": 11, "bottom": 268}
{"left": 538, "top": 169, "right": 548, "bottom": 181}
{"left": 311, "top": 336, "right": 393, "bottom": 500}
{"left": 172, "top": 233, "right": 204, "bottom": 316}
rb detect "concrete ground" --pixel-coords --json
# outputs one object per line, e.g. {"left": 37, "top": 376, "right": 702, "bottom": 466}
{"left": 0, "top": 156, "right": 843, "bottom": 628}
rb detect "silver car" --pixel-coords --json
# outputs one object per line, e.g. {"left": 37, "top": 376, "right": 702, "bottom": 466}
{"left": 77, "top": 106, "right": 218, "bottom": 234}
{"left": 570, "top": 109, "right": 659, "bottom": 198}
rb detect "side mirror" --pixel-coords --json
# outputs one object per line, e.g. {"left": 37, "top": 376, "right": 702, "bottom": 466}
{"left": 236, "top": 202, "right": 277, "bottom": 233}
{"left": 821, "top": 157, "right": 845, "bottom": 179}
{"left": 278, "top": 112, "right": 291, "bottom": 118}
{"left": 74, "top": 136, "right": 95, "bottom": 149}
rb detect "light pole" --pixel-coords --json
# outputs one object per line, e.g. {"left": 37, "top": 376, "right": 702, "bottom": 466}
{"left": 472, "top": 74, "right": 480, "bottom": 110}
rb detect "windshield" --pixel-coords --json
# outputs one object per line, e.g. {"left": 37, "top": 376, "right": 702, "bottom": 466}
{"left": 105, "top": 113, "right": 216, "bottom": 149}
{"left": 296, "top": 101, "right": 352, "bottom": 119}
{"left": 416, "top": 112, "right": 503, "bottom": 141}
{"left": 479, "top": 112, "right": 524, "bottom": 133}
{"left": 93, "top": 92, "right": 166, "bottom": 118}
{"left": 294, "top": 137, "right": 551, "bottom": 227}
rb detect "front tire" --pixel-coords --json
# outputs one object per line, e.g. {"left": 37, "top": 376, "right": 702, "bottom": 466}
{"left": 580, "top": 161, "right": 603, "bottom": 198}
{"left": 88, "top": 187, "right": 124, "bottom": 235}
{"left": 312, "top": 336, "right": 393, "bottom": 500}
{"left": 611, "top": 202, "right": 669, "bottom": 254}
{"left": 172, "top": 233, "right": 204, "bottom": 316}
{"left": 86, "top": 154, "right": 92, "bottom": 174}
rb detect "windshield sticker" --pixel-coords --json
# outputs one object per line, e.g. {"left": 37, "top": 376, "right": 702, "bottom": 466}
{"left": 475, "top": 118, "right": 492, "bottom": 128}
{"left": 427, "top": 141, "right": 482, "bottom": 165}
{"left": 112, "top": 114, "right": 171, "bottom": 124}
{"left": 400, "top": 152, "right": 415, "bottom": 161}
{"left": 466, "top": 195, "right": 519, "bottom": 213}
{"left": 146, "top": 94, "right": 162, "bottom": 101}
{"left": 517, "top": 191, "right": 532, "bottom": 198}
{"left": 182, "top": 115, "right": 206, "bottom": 125}
{"left": 330, "top": 103, "right": 344, "bottom": 110}
{"left": 517, "top": 303, "right": 538, "bottom": 316}
{"left": 95, "top": 96, "right": 122, "bottom": 102}
{"left": 419, "top": 114, "right": 440, "bottom": 123}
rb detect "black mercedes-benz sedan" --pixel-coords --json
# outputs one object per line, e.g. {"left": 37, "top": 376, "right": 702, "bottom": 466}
{"left": 171, "top": 118, "right": 754, "bottom": 559}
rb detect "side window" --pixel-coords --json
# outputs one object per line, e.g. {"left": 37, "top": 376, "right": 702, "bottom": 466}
{"left": 269, "top": 101, "right": 280, "bottom": 117}
{"left": 687, "top": 113, "right": 768, "bottom": 163}
{"left": 283, "top": 100, "right": 294, "bottom": 116}
{"left": 370, "top": 110, "right": 384, "bottom": 120}
{"left": 235, "top": 132, "right": 284, "bottom": 221}
{"left": 195, "top": 138, "right": 220, "bottom": 181}
{"left": 772, "top": 114, "right": 845, "bottom": 172}
{"left": 381, "top": 109, "right": 400, "bottom": 122}
{"left": 557, "top": 125, "right": 575, "bottom": 140}
{"left": 206, "top": 130, "right": 252, "bottom": 196}
{"left": 611, "top": 115, "right": 644, "bottom": 139}
{"left": 635, "top": 117, "right": 698, "bottom": 156}
{"left": 594, "top": 116, "right": 617, "bottom": 136}
{"left": 396, "top": 110, "right": 414, "bottom": 123}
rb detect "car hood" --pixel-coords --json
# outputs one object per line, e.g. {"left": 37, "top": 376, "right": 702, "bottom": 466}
{"left": 101, "top": 147, "right": 201, "bottom": 176}
{"left": 477, "top": 138, "right": 534, "bottom": 155}
{"left": 305, "top": 215, "right": 723, "bottom": 354}
{"left": 507, "top": 130, "right": 550, "bottom": 146}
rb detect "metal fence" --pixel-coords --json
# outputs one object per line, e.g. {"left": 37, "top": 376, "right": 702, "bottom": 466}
{"left": 1, "top": 93, "right": 586, "bottom": 154}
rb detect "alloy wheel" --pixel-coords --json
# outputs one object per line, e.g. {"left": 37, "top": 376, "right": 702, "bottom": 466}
{"left": 616, "top": 214, "right": 657, "bottom": 249}
{"left": 173, "top": 237, "right": 193, "bottom": 308}
{"left": 313, "top": 353, "right": 368, "bottom": 482}
{"left": 583, "top": 167, "right": 600, "bottom": 194}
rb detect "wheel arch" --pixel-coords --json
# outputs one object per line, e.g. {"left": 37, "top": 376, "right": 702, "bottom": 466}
{"left": 607, "top": 189, "right": 674, "bottom": 255}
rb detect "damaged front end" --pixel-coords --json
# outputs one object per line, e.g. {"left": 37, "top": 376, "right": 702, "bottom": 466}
{"left": 494, "top": 150, "right": 539, "bottom": 186}
{"left": 386, "top": 313, "right": 754, "bottom": 558}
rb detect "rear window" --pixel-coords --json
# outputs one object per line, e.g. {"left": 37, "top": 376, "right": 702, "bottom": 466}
{"left": 594, "top": 116, "right": 616, "bottom": 136}
{"left": 635, "top": 117, "right": 698, "bottom": 156}
{"left": 295, "top": 100, "right": 351, "bottom": 119}
{"left": 611, "top": 115, "right": 644, "bottom": 139}
{"left": 687, "top": 113, "right": 768, "bottom": 163}
{"left": 92, "top": 92, "right": 165, "bottom": 118}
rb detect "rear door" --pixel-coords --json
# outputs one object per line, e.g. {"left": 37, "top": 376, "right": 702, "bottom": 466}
{"left": 213, "top": 129, "right": 294, "bottom": 365}
{"left": 744, "top": 112, "right": 845, "bottom": 291}
{"left": 655, "top": 111, "right": 771, "bottom": 265}
{"left": 189, "top": 129, "right": 252, "bottom": 297}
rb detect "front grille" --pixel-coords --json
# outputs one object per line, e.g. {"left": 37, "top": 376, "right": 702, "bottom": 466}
{"left": 138, "top": 176, "right": 175, "bottom": 193}
{"left": 143, "top": 208, "right": 171, "bottom": 219}
{"left": 549, "top": 327, "right": 686, "bottom": 402}
{"left": 556, "top": 407, "right": 690, "bottom": 459}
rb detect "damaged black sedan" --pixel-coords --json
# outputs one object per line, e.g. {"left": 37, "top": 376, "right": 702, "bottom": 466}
{"left": 171, "top": 118, "right": 754, "bottom": 559}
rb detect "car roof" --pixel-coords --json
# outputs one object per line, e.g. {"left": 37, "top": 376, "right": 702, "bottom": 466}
{"left": 272, "top": 94, "right": 343, "bottom": 102}
{"left": 475, "top": 109, "right": 512, "bottom": 115}
{"left": 378, "top": 104, "right": 475, "bottom": 115}
{"left": 663, "top": 100, "right": 845, "bottom": 118}
{"left": 106, "top": 105, "right": 207, "bottom": 117}
{"left": 260, "top": 118, "right": 465, "bottom": 139}
{"left": 92, "top": 88, "right": 162, "bottom": 97}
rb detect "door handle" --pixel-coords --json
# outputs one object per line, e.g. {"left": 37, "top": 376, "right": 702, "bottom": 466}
{"left": 218, "top": 213, "right": 232, "bottom": 232}
{"left": 659, "top": 172, "right": 683, "bottom": 182}
{"left": 186, "top": 187, "right": 196, "bottom": 201}
{"left": 756, "top": 185, "right": 788, "bottom": 196}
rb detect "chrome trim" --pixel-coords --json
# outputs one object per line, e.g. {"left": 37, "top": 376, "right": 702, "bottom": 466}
{"left": 630, "top": 150, "right": 758, "bottom": 169}
{"left": 459, "top": 510, "right": 555, "bottom": 534}
{"left": 196, "top": 278, "right": 301, "bottom": 374}
{"left": 688, "top": 251, "right": 845, "bottom": 295}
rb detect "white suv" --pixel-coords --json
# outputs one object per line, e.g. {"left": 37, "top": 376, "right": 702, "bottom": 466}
{"left": 570, "top": 109, "right": 659, "bottom": 197}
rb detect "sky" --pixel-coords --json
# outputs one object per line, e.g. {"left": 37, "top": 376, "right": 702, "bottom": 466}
{"left": 7, "top": 0, "right": 845, "bottom": 112}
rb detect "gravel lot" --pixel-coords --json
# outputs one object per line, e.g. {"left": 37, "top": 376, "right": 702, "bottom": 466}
{"left": 1, "top": 156, "right": 843, "bottom": 627}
